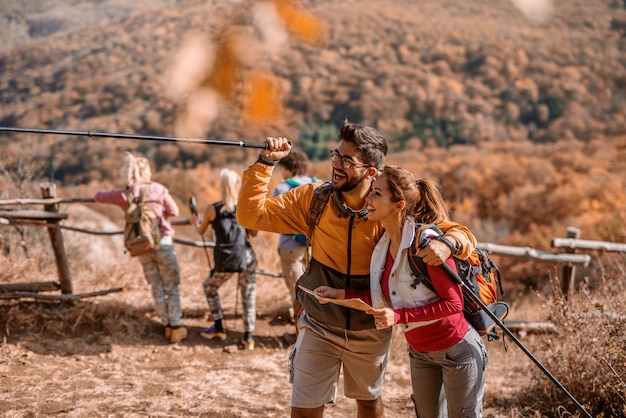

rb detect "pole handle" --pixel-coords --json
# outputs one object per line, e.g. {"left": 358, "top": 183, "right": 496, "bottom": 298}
{"left": 241, "top": 140, "right": 270, "bottom": 149}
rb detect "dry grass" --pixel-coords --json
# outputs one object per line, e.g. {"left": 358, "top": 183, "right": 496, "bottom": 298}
{"left": 0, "top": 182, "right": 625, "bottom": 417}
{"left": 534, "top": 272, "right": 626, "bottom": 415}
{"left": 1, "top": 238, "right": 624, "bottom": 417}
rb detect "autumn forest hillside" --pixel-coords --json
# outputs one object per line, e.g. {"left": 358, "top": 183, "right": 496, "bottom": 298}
{"left": 2, "top": 0, "right": 626, "bottom": 287}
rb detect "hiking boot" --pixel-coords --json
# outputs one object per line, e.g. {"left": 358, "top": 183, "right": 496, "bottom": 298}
{"left": 169, "top": 327, "right": 187, "bottom": 343}
{"left": 200, "top": 325, "right": 227, "bottom": 341}
{"left": 164, "top": 326, "right": 172, "bottom": 339}
{"left": 282, "top": 332, "right": 297, "bottom": 346}
{"left": 243, "top": 339, "right": 255, "bottom": 351}
{"left": 242, "top": 332, "right": 255, "bottom": 351}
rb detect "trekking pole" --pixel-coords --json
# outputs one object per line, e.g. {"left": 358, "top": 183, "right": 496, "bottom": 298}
{"left": 418, "top": 228, "right": 593, "bottom": 418}
{"left": 0, "top": 126, "right": 271, "bottom": 149}
{"left": 189, "top": 196, "right": 213, "bottom": 269}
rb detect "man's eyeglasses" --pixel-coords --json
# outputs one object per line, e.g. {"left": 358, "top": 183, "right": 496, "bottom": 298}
{"left": 329, "top": 149, "right": 370, "bottom": 169}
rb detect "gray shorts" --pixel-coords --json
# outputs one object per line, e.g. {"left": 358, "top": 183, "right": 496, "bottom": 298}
{"left": 289, "top": 312, "right": 392, "bottom": 408}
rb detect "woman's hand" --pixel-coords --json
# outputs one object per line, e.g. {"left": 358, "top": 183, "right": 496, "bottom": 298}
{"left": 189, "top": 215, "right": 201, "bottom": 228}
{"left": 314, "top": 286, "right": 345, "bottom": 301}
{"left": 367, "top": 307, "right": 395, "bottom": 329}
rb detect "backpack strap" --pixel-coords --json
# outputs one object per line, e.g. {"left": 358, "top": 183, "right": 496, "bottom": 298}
{"left": 280, "top": 178, "right": 321, "bottom": 245}
{"left": 475, "top": 248, "right": 505, "bottom": 297}
{"left": 407, "top": 229, "right": 437, "bottom": 293}
{"left": 138, "top": 183, "right": 162, "bottom": 228}
{"left": 124, "top": 186, "right": 144, "bottom": 237}
{"left": 303, "top": 182, "right": 333, "bottom": 271}
{"left": 124, "top": 187, "right": 134, "bottom": 203}
{"left": 124, "top": 184, "right": 150, "bottom": 207}
{"left": 305, "top": 182, "right": 333, "bottom": 244}
{"left": 407, "top": 223, "right": 455, "bottom": 293}
{"left": 138, "top": 184, "right": 148, "bottom": 203}
{"left": 302, "top": 181, "right": 369, "bottom": 271}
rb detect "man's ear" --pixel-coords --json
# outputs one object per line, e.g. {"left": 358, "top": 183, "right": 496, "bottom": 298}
{"left": 366, "top": 166, "right": 379, "bottom": 179}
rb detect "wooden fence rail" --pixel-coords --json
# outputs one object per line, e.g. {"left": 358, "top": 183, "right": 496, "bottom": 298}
{"left": 552, "top": 238, "right": 626, "bottom": 252}
{"left": 478, "top": 243, "right": 591, "bottom": 266}
{"left": 1, "top": 217, "right": 215, "bottom": 247}
{"left": 0, "top": 197, "right": 95, "bottom": 206}
{"left": 0, "top": 188, "right": 622, "bottom": 305}
{"left": 0, "top": 186, "right": 288, "bottom": 299}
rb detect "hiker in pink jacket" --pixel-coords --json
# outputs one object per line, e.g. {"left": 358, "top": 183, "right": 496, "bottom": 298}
{"left": 94, "top": 152, "right": 186, "bottom": 344}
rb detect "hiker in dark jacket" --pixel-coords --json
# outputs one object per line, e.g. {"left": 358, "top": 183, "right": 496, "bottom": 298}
{"left": 236, "top": 120, "right": 476, "bottom": 418}
{"left": 190, "top": 168, "right": 257, "bottom": 351}
{"left": 94, "top": 152, "right": 186, "bottom": 344}
{"left": 316, "top": 166, "right": 485, "bottom": 418}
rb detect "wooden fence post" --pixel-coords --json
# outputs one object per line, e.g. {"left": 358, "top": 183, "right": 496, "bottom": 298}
{"left": 40, "top": 183, "right": 73, "bottom": 294}
{"left": 560, "top": 227, "right": 581, "bottom": 298}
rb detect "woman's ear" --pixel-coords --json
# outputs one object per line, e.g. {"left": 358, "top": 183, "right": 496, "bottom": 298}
{"left": 396, "top": 200, "right": 406, "bottom": 213}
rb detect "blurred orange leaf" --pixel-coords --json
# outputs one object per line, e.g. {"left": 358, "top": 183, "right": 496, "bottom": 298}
{"left": 205, "top": 32, "right": 241, "bottom": 99}
{"left": 273, "top": 0, "right": 325, "bottom": 44}
{"left": 242, "top": 71, "right": 284, "bottom": 124}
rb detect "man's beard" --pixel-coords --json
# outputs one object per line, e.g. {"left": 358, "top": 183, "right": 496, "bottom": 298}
{"left": 332, "top": 168, "right": 369, "bottom": 193}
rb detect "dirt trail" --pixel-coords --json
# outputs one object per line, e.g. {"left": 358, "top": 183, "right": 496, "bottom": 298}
{"left": 0, "top": 263, "right": 544, "bottom": 417}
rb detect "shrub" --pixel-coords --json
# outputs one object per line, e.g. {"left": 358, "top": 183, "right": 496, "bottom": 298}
{"left": 299, "top": 122, "right": 338, "bottom": 162}
{"left": 28, "top": 18, "right": 65, "bottom": 38}
{"left": 398, "top": 114, "right": 467, "bottom": 149}
{"left": 528, "top": 272, "right": 626, "bottom": 416}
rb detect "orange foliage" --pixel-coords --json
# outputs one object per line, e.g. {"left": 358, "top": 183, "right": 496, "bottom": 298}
{"left": 165, "top": 0, "right": 325, "bottom": 136}
{"left": 273, "top": 0, "right": 325, "bottom": 44}
{"left": 242, "top": 71, "right": 285, "bottom": 124}
{"left": 205, "top": 31, "right": 241, "bottom": 99}
{"left": 385, "top": 138, "right": 626, "bottom": 250}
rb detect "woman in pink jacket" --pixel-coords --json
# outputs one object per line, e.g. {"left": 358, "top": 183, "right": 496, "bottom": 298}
{"left": 94, "top": 152, "right": 186, "bottom": 344}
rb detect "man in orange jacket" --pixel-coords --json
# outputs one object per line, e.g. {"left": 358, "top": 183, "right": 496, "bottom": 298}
{"left": 237, "top": 120, "right": 475, "bottom": 418}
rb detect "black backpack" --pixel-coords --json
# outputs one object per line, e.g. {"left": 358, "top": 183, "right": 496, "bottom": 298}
{"left": 212, "top": 202, "right": 247, "bottom": 272}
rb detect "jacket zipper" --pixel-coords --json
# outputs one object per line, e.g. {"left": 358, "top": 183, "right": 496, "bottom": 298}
{"left": 345, "top": 214, "right": 355, "bottom": 330}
